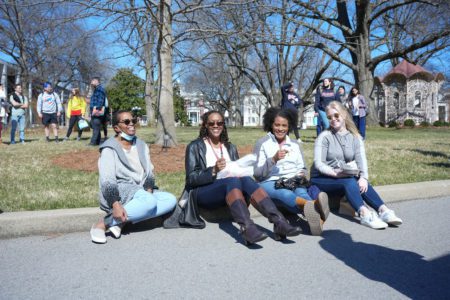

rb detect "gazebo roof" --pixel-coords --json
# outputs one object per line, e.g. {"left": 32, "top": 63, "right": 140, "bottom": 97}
{"left": 377, "top": 60, "right": 444, "bottom": 83}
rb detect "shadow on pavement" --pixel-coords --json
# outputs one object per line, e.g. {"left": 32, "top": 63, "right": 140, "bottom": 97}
{"left": 319, "top": 230, "right": 450, "bottom": 299}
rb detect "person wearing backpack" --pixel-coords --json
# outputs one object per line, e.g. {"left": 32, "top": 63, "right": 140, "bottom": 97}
{"left": 37, "top": 82, "right": 63, "bottom": 143}
{"left": 9, "top": 84, "right": 29, "bottom": 144}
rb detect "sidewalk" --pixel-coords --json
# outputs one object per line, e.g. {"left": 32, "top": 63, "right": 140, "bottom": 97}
{"left": 1, "top": 180, "right": 449, "bottom": 239}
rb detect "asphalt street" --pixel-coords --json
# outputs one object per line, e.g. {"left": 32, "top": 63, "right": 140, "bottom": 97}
{"left": 1, "top": 196, "right": 449, "bottom": 300}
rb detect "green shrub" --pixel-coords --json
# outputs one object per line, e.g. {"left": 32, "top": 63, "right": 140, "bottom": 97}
{"left": 420, "top": 121, "right": 430, "bottom": 127}
{"left": 403, "top": 119, "right": 415, "bottom": 127}
{"left": 433, "top": 120, "right": 444, "bottom": 127}
{"left": 388, "top": 120, "right": 398, "bottom": 128}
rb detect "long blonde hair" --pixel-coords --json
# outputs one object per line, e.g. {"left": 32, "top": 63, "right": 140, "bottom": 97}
{"left": 326, "top": 101, "right": 361, "bottom": 138}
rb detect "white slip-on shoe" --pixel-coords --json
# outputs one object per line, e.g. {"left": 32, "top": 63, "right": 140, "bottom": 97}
{"left": 379, "top": 209, "right": 403, "bottom": 226}
{"left": 360, "top": 211, "right": 388, "bottom": 229}
{"left": 108, "top": 225, "right": 122, "bottom": 239}
{"left": 90, "top": 225, "right": 107, "bottom": 244}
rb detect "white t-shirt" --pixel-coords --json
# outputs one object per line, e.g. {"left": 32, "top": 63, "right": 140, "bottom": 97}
{"left": 204, "top": 139, "right": 231, "bottom": 168}
{"left": 123, "top": 145, "right": 145, "bottom": 182}
{"left": 352, "top": 96, "right": 359, "bottom": 116}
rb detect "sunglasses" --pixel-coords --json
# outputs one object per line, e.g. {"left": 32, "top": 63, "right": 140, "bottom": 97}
{"left": 327, "top": 113, "right": 340, "bottom": 120}
{"left": 207, "top": 121, "right": 224, "bottom": 127}
{"left": 119, "top": 118, "right": 138, "bottom": 125}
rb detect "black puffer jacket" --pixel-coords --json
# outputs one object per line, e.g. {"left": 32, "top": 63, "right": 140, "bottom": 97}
{"left": 185, "top": 138, "right": 239, "bottom": 191}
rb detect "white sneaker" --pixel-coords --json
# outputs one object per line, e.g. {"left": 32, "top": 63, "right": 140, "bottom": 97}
{"left": 360, "top": 211, "right": 388, "bottom": 229}
{"left": 90, "top": 225, "right": 107, "bottom": 243}
{"left": 297, "top": 138, "right": 303, "bottom": 143}
{"left": 379, "top": 209, "right": 403, "bottom": 226}
{"left": 108, "top": 225, "right": 122, "bottom": 238}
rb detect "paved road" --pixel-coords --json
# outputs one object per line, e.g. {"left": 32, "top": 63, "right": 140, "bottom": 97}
{"left": 1, "top": 197, "right": 449, "bottom": 300}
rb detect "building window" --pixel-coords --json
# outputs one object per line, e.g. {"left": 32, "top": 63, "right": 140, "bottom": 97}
{"left": 432, "top": 93, "right": 435, "bottom": 109}
{"left": 394, "top": 92, "right": 400, "bottom": 112}
{"left": 414, "top": 91, "right": 421, "bottom": 108}
{"left": 189, "top": 112, "right": 198, "bottom": 124}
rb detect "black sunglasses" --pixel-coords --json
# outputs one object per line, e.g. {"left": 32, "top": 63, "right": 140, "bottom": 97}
{"left": 207, "top": 121, "right": 224, "bottom": 127}
{"left": 119, "top": 118, "right": 138, "bottom": 125}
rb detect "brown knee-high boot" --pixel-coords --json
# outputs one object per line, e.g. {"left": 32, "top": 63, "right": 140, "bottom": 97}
{"left": 226, "top": 188, "right": 268, "bottom": 245}
{"left": 250, "top": 188, "right": 302, "bottom": 241}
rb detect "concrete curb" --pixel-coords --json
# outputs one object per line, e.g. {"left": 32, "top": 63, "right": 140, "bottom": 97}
{"left": 1, "top": 180, "right": 449, "bottom": 239}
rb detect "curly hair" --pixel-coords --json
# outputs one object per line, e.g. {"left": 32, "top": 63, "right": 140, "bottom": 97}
{"left": 198, "top": 110, "right": 229, "bottom": 144}
{"left": 262, "top": 107, "right": 297, "bottom": 133}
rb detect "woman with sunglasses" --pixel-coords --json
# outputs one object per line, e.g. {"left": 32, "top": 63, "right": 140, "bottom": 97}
{"left": 90, "top": 110, "right": 177, "bottom": 243}
{"left": 185, "top": 110, "right": 301, "bottom": 245}
{"left": 253, "top": 107, "right": 329, "bottom": 236}
{"left": 310, "top": 101, "right": 402, "bottom": 229}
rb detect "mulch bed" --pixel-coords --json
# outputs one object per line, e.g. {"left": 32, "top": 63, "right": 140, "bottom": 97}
{"left": 51, "top": 144, "right": 253, "bottom": 173}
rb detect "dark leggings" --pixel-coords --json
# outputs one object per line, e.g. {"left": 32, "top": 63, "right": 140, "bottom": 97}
{"left": 0, "top": 117, "right": 2, "bottom": 139}
{"left": 66, "top": 115, "right": 83, "bottom": 138}
{"left": 196, "top": 176, "right": 260, "bottom": 209}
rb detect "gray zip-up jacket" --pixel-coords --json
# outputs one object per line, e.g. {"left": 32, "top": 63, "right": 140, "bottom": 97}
{"left": 311, "top": 130, "right": 368, "bottom": 180}
{"left": 98, "top": 137, "right": 155, "bottom": 217}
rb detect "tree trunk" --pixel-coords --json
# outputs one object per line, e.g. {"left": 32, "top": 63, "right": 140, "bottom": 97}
{"left": 354, "top": 34, "right": 378, "bottom": 125}
{"left": 155, "top": 0, "right": 177, "bottom": 146}
{"left": 144, "top": 65, "right": 155, "bottom": 127}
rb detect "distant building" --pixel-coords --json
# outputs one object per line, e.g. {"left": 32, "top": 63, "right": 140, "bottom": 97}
{"left": 374, "top": 60, "right": 446, "bottom": 125}
{"left": 242, "top": 89, "right": 268, "bottom": 126}
{"left": 181, "top": 87, "right": 319, "bottom": 128}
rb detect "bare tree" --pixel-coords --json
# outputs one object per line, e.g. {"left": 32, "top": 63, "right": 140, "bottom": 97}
{"left": 189, "top": 0, "right": 343, "bottom": 109}
{"left": 287, "top": 0, "right": 450, "bottom": 123}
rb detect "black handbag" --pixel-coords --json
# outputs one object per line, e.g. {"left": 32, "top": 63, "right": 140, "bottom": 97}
{"left": 274, "top": 175, "right": 311, "bottom": 191}
{"left": 163, "top": 188, "right": 205, "bottom": 229}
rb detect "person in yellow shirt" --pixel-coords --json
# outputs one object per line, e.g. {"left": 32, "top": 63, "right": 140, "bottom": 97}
{"left": 64, "top": 88, "right": 87, "bottom": 141}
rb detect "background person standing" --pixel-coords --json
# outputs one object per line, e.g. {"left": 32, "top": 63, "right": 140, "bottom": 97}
{"left": 37, "top": 82, "right": 63, "bottom": 143}
{"left": 347, "top": 87, "right": 368, "bottom": 140}
{"left": 314, "top": 78, "right": 340, "bottom": 136}
{"left": 9, "top": 84, "right": 29, "bottom": 144}
{"left": 88, "top": 77, "right": 106, "bottom": 146}
{"left": 64, "top": 88, "right": 86, "bottom": 141}
{"left": 280, "top": 82, "right": 303, "bottom": 142}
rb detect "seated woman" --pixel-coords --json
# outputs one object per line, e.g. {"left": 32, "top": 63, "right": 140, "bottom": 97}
{"left": 253, "top": 107, "right": 330, "bottom": 236}
{"left": 185, "top": 110, "right": 301, "bottom": 245}
{"left": 310, "top": 101, "right": 402, "bottom": 229}
{"left": 90, "top": 110, "right": 177, "bottom": 243}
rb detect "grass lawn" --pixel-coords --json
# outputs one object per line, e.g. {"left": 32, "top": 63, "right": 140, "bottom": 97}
{"left": 0, "top": 125, "right": 449, "bottom": 212}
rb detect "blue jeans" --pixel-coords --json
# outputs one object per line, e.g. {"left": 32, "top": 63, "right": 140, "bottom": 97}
{"left": 310, "top": 176, "right": 384, "bottom": 212}
{"left": 352, "top": 116, "right": 366, "bottom": 139}
{"left": 260, "top": 180, "right": 312, "bottom": 214}
{"left": 90, "top": 116, "right": 104, "bottom": 145}
{"left": 318, "top": 110, "right": 330, "bottom": 130}
{"left": 10, "top": 114, "right": 26, "bottom": 142}
{"left": 196, "top": 176, "right": 260, "bottom": 209}
{"left": 111, "top": 189, "right": 177, "bottom": 226}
